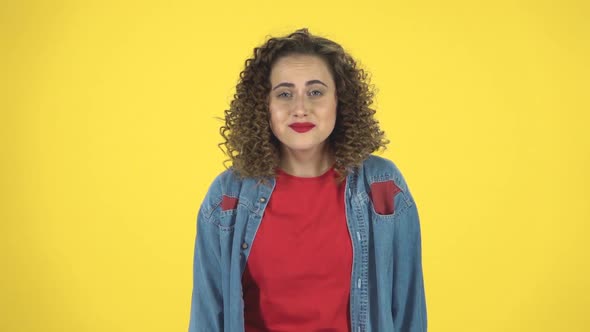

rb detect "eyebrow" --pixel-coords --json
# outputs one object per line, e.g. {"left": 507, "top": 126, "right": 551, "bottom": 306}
{"left": 271, "top": 79, "right": 328, "bottom": 91}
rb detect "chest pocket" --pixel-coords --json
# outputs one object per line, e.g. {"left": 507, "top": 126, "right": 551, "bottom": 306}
{"left": 215, "top": 194, "right": 253, "bottom": 231}
{"left": 367, "top": 179, "right": 413, "bottom": 221}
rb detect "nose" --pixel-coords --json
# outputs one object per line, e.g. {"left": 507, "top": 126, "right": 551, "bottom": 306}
{"left": 292, "top": 93, "right": 308, "bottom": 117}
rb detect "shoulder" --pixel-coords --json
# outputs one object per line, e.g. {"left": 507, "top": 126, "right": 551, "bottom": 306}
{"left": 362, "top": 154, "right": 399, "bottom": 173}
{"left": 361, "top": 155, "right": 406, "bottom": 184}
{"left": 209, "top": 167, "right": 243, "bottom": 193}
{"left": 360, "top": 154, "right": 415, "bottom": 202}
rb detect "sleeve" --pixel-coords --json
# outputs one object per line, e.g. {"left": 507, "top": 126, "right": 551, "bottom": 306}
{"left": 392, "top": 189, "right": 428, "bottom": 331}
{"left": 188, "top": 204, "right": 224, "bottom": 331}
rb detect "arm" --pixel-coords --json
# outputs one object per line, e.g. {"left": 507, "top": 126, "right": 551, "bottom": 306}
{"left": 392, "top": 200, "right": 428, "bottom": 331}
{"left": 188, "top": 206, "right": 223, "bottom": 332}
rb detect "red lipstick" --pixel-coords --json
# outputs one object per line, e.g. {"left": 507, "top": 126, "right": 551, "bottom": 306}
{"left": 288, "top": 122, "right": 315, "bottom": 133}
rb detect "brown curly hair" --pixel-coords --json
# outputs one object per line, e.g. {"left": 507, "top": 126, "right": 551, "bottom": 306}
{"left": 219, "top": 28, "right": 389, "bottom": 181}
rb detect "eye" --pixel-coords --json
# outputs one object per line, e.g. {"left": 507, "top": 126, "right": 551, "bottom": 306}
{"left": 277, "top": 91, "right": 292, "bottom": 98}
{"left": 309, "top": 90, "right": 323, "bottom": 97}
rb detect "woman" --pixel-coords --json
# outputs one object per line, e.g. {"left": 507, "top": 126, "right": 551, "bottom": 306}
{"left": 189, "top": 28, "right": 427, "bottom": 332}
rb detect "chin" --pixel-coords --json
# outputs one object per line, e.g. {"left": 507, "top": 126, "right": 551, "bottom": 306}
{"left": 284, "top": 144, "right": 316, "bottom": 151}
{"left": 282, "top": 140, "right": 327, "bottom": 152}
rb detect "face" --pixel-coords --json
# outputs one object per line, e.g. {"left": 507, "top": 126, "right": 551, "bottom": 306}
{"left": 268, "top": 54, "right": 338, "bottom": 154}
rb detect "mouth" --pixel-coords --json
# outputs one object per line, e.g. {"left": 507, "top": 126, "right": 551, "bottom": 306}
{"left": 288, "top": 122, "right": 316, "bottom": 133}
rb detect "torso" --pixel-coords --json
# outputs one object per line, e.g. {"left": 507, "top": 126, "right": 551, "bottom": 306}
{"left": 242, "top": 167, "right": 353, "bottom": 332}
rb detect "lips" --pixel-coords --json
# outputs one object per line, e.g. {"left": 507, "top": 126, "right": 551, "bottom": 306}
{"left": 288, "top": 122, "right": 316, "bottom": 133}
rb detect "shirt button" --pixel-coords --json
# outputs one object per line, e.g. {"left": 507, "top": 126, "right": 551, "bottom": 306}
{"left": 242, "top": 242, "right": 249, "bottom": 249}
{"left": 259, "top": 197, "right": 266, "bottom": 203}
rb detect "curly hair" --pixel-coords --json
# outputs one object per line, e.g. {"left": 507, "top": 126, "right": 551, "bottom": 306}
{"left": 219, "top": 28, "right": 389, "bottom": 181}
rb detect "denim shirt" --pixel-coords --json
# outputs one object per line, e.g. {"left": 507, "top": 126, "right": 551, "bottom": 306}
{"left": 189, "top": 155, "right": 427, "bottom": 332}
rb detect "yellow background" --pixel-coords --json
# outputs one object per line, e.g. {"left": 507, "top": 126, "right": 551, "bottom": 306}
{"left": 2, "top": 0, "right": 589, "bottom": 331}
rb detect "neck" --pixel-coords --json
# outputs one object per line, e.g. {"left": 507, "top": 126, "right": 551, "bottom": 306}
{"left": 279, "top": 143, "right": 334, "bottom": 177}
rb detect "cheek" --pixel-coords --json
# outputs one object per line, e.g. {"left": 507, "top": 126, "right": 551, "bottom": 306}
{"left": 323, "top": 103, "right": 338, "bottom": 124}
{"left": 268, "top": 109, "right": 283, "bottom": 134}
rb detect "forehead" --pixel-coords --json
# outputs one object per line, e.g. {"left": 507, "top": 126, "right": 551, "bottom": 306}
{"left": 269, "top": 54, "right": 334, "bottom": 83}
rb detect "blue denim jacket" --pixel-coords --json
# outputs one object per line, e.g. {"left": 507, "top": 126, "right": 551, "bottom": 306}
{"left": 189, "top": 155, "right": 427, "bottom": 331}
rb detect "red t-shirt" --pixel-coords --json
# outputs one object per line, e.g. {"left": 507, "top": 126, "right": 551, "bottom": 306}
{"left": 242, "top": 167, "right": 353, "bottom": 332}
